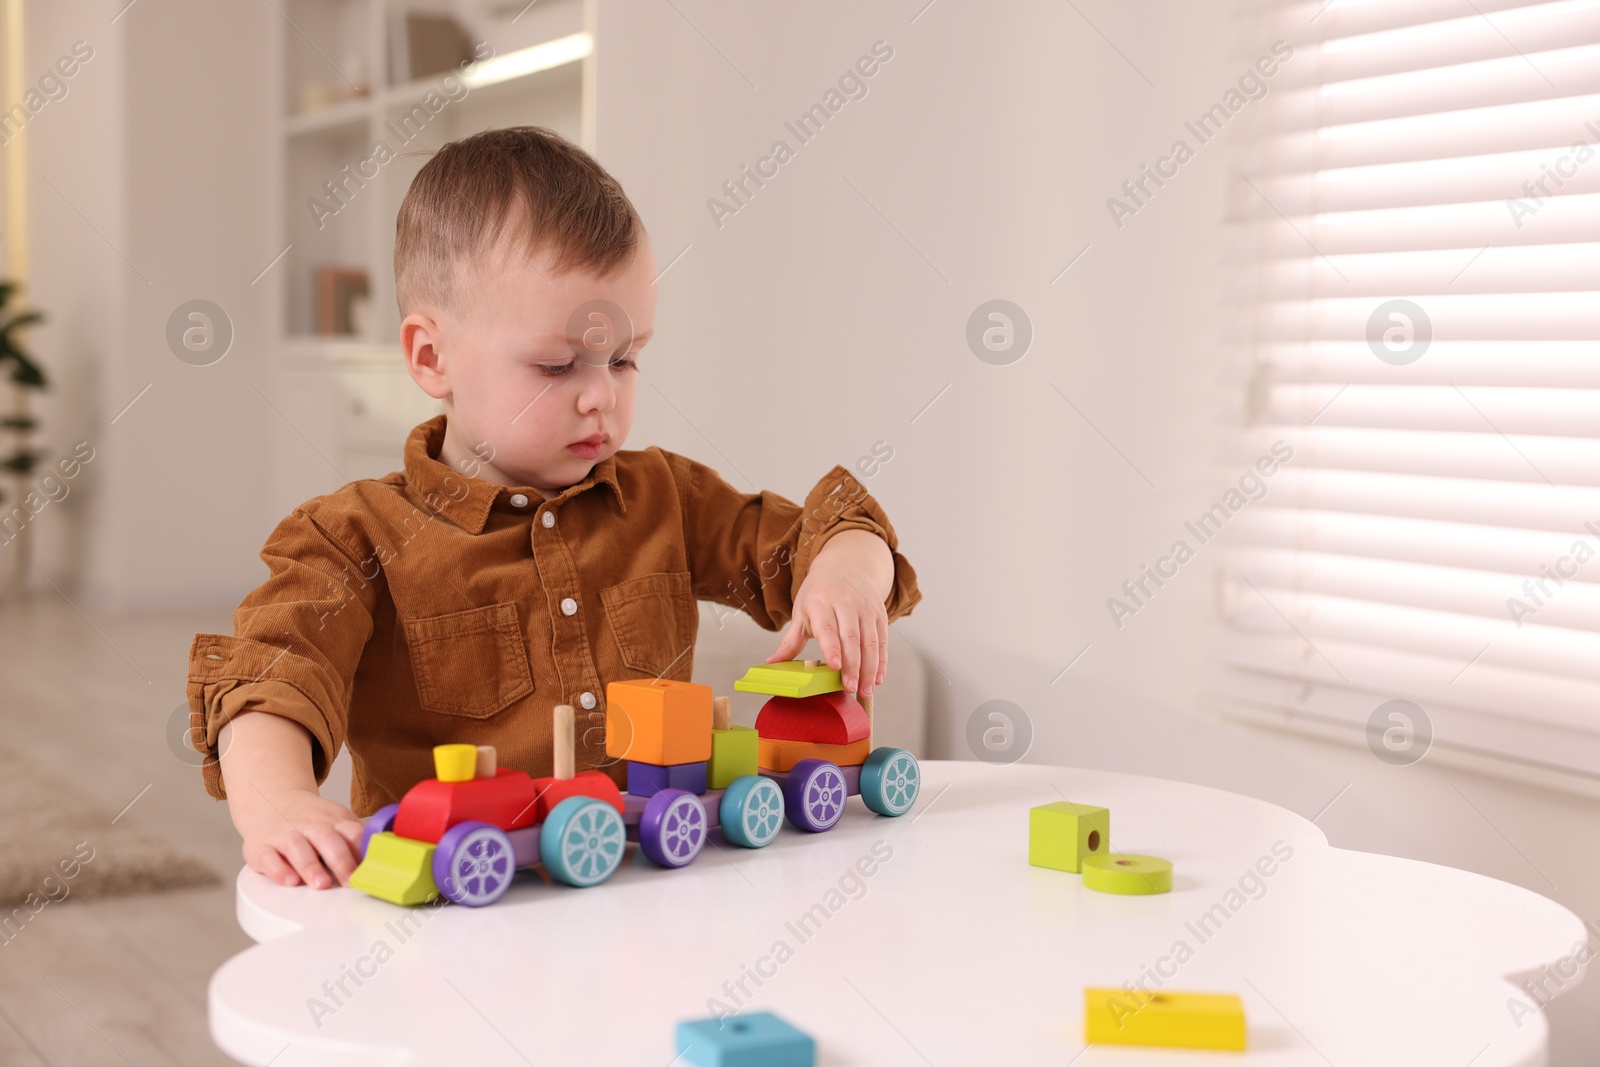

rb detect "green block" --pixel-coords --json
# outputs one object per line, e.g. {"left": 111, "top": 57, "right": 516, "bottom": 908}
{"left": 733, "top": 660, "right": 843, "bottom": 698}
{"left": 1082, "top": 853, "right": 1172, "bottom": 895}
{"left": 1029, "top": 801, "right": 1110, "bottom": 873}
{"left": 349, "top": 832, "right": 439, "bottom": 906}
{"left": 707, "top": 725, "right": 759, "bottom": 789}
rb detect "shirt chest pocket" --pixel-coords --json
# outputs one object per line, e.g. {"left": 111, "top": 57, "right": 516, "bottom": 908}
{"left": 600, "top": 570, "right": 697, "bottom": 680}
{"left": 404, "top": 601, "right": 536, "bottom": 718}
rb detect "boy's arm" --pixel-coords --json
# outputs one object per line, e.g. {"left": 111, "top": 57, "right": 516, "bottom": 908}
{"left": 187, "top": 504, "right": 382, "bottom": 888}
{"left": 217, "top": 711, "right": 365, "bottom": 889}
{"left": 664, "top": 452, "right": 922, "bottom": 690}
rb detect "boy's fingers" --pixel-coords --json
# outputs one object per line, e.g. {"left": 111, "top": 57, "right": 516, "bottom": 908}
{"left": 279, "top": 834, "right": 334, "bottom": 890}
{"left": 308, "top": 825, "right": 359, "bottom": 885}
{"left": 334, "top": 818, "right": 365, "bottom": 851}
{"left": 858, "top": 620, "right": 881, "bottom": 697}
{"left": 765, "top": 615, "right": 807, "bottom": 663}
{"left": 835, "top": 609, "right": 862, "bottom": 694}
{"left": 811, "top": 610, "right": 842, "bottom": 677}
{"left": 877, "top": 613, "right": 888, "bottom": 685}
{"left": 255, "top": 846, "right": 299, "bottom": 887}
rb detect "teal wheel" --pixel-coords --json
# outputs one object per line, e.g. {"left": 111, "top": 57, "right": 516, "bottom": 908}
{"left": 719, "top": 775, "right": 785, "bottom": 848}
{"left": 860, "top": 747, "right": 920, "bottom": 816}
{"left": 539, "top": 796, "right": 625, "bottom": 887}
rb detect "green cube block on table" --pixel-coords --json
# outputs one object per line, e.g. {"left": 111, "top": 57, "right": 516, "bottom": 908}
{"left": 707, "top": 725, "right": 759, "bottom": 789}
{"left": 1029, "top": 801, "right": 1110, "bottom": 873}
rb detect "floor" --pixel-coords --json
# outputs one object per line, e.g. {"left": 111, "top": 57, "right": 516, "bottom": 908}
{"left": 0, "top": 593, "right": 262, "bottom": 1066}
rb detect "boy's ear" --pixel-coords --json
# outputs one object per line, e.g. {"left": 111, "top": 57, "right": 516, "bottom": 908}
{"left": 401, "top": 313, "right": 451, "bottom": 400}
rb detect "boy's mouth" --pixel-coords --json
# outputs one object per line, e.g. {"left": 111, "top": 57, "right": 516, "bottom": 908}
{"left": 567, "top": 433, "right": 609, "bottom": 458}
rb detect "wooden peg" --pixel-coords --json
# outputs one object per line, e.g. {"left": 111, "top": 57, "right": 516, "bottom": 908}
{"left": 554, "top": 704, "right": 575, "bottom": 780}
{"left": 712, "top": 695, "right": 731, "bottom": 732}
{"left": 803, "top": 658, "right": 821, "bottom": 667}
{"left": 475, "top": 745, "right": 497, "bottom": 777}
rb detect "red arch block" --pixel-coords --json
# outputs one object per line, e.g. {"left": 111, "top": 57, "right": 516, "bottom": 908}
{"left": 755, "top": 691, "right": 870, "bottom": 745}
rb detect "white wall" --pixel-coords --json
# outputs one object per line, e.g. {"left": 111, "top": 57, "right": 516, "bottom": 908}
{"left": 592, "top": 2, "right": 1600, "bottom": 1060}
{"left": 24, "top": 0, "right": 280, "bottom": 610}
{"left": 593, "top": 0, "right": 1232, "bottom": 722}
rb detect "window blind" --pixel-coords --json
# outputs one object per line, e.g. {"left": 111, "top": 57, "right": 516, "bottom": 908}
{"left": 1208, "top": 0, "right": 1600, "bottom": 781}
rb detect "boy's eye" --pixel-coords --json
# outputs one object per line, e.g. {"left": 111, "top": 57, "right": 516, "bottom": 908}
{"left": 537, "top": 357, "right": 638, "bottom": 376}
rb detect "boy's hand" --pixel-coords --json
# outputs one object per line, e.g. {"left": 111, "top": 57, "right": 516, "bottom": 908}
{"left": 218, "top": 711, "right": 364, "bottom": 890}
{"left": 236, "top": 787, "right": 365, "bottom": 890}
{"left": 768, "top": 530, "right": 894, "bottom": 696}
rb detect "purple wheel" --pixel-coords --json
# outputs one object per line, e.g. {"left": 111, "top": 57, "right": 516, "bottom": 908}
{"left": 432, "top": 820, "right": 516, "bottom": 906}
{"left": 783, "top": 759, "right": 847, "bottom": 832}
{"left": 360, "top": 803, "right": 401, "bottom": 859}
{"left": 639, "top": 788, "right": 707, "bottom": 868}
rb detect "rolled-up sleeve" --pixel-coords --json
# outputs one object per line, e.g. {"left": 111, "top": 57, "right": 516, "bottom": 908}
{"left": 186, "top": 505, "right": 382, "bottom": 800}
{"left": 668, "top": 452, "right": 921, "bottom": 631}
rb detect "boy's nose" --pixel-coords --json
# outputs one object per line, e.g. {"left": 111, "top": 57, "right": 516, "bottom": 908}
{"left": 578, "top": 368, "right": 617, "bottom": 412}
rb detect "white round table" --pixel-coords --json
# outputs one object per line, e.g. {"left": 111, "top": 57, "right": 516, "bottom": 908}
{"left": 209, "top": 761, "right": 1584, "bottom": 1065}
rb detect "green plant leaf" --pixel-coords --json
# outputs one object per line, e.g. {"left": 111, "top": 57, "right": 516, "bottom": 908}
{"left": 4, "top": 351, "right": 46, "bottom": 388}
{"left": 0, "top": 451, "right": 43, "bottom": 475}
{"left": 1, "top": 310, "right": 45, "bottom": 332}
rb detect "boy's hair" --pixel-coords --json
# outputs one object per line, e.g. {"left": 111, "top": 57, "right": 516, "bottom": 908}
{"left": 393, "top": 125, "right": 644, "bottom": 316}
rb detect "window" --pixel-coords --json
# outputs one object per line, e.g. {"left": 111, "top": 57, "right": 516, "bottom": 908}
{"left": 1209, "top": 0, "right": 1600, "bottom": 784}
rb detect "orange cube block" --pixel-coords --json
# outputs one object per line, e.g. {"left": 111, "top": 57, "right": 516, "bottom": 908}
{"left": 605, "top": 678, "right": 713, "bottom": 766}
{"left": 757, "top": 737, "right": 871, "bottom": 772}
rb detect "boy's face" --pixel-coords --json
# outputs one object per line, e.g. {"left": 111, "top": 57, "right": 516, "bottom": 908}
{"left": 401, "top": 233, "right": 657, "bottom": 496}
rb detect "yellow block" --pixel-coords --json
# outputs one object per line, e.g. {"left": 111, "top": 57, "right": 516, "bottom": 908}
{"left": 1084, "top": 988, "right": 1246, "bottom": 1050}
{"left": 349, "top": 832, "right": 440, "bottom": 906}
{"left": 757, "top": 737, "right": 870, "bottom": 772}
{"left": 433, "top": 743, "right": 478, "bottom": 782}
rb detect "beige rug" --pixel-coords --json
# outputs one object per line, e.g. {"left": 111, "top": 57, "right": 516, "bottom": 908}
{"left": 0, "top": 745, "right": 220, "bottom": 909}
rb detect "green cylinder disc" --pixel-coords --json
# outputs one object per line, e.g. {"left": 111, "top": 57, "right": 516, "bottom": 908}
{"left": 1082, "top": 852, "right": 1173, "bottom": 895}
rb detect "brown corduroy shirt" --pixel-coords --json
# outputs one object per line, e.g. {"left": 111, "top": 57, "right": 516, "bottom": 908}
{"left": 186, "top": 414, "right": 921, "bottom": 817}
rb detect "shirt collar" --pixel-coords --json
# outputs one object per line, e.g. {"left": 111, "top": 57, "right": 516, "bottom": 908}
{"left": 403, "top": 414, "right": 626, "bottom": 533}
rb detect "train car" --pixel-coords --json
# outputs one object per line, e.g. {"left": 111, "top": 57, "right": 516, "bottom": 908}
{"left": 348, "top": 659, "right": 920, "bottom": 907}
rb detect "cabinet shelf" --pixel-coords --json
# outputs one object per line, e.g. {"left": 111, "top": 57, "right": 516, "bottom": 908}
{"left": 389, "top": 31, "right": 590, "bottom": 107}
{"left": 285, "top": 32, "right": 591, "bottom": 134}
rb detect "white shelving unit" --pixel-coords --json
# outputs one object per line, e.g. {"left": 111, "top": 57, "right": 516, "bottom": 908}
{"left": 272, "top": 0, "right": 594, "bottom": 480}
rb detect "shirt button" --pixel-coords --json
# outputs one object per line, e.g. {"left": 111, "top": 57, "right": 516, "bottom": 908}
{"left": 509, "top": 493, "right": 529, "bottom": 508}
{"left": 561, "top": 597, "right": 578, "bottom": 616}
{"left": 579, "top": 691, "right": 596, "bottom": 709}
{"left": 541, "top": 511, "right": 555, "bottom": 528}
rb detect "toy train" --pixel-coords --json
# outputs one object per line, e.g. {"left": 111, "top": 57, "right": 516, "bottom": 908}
{"left": 350, "top": 659, "right": 921, "bottom": 907}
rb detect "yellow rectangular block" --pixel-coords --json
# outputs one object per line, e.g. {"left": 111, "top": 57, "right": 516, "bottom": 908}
{"left": 758, "top": 737, "right": 870, "bottom": 772}
{"left": 605, "top": 678, "right": 713, "bottom": 765}
{"left": 1084, "top": 988, "right": 1246, "bottom": 1050}
{"left": 707, "top": 725, "right": 759, "bottom": 789}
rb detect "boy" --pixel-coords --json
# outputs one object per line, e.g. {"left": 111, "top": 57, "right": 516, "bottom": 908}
{"left": 187, "top": 127, "right": 921, "bottom": 893}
